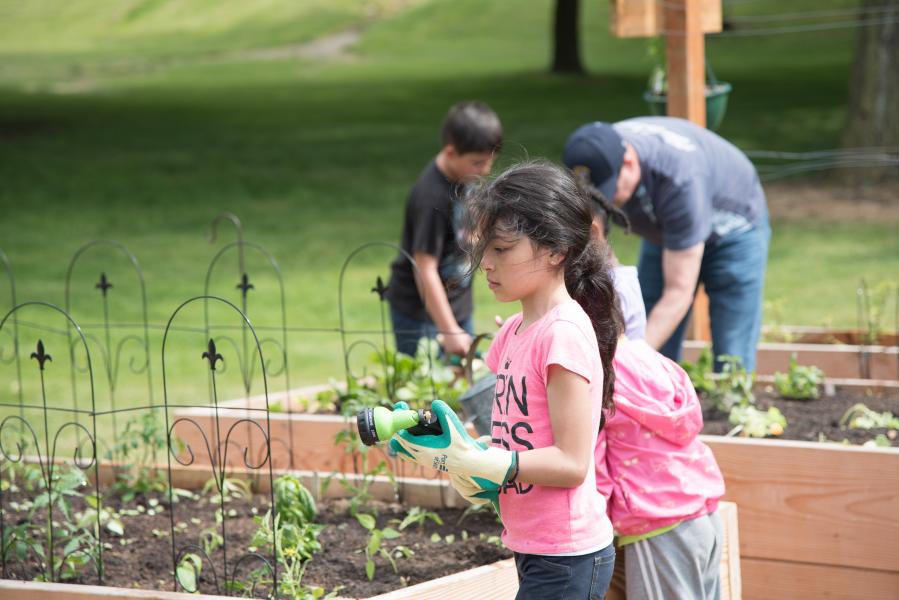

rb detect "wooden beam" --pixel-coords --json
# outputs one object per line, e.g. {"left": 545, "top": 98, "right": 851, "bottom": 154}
{"left": 741, "top": 558, "right": 899, "bottom": 600}
{"left": 610, "top": 0, "right": 722, "bottom": 38}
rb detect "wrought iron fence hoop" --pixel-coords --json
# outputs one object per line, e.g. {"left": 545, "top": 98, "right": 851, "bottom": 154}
{"left": 161, "top": 295, "right": 277, "bottom": 596}
{"left": 0, "top": 301, "right": 101, "bottom": 584}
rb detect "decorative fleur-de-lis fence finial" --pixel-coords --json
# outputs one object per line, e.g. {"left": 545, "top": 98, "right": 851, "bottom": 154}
{"left": 202, "top": 339, "right": 223, "bottom": 371}
{"left": 205, "top": 238, "right": 295, "bottom": 469}
{"left": 30, "top": 339, "right": 52, "bottom": 370}
{"left": 95, "top": 272, "right": 113, "bottom": 297}
{"left": 2, "top": 302, "right": 103, "bottom": 583}
{"left": 236, "top": 273, "right": 254, "bottom": 298}
{"left": 66, "top": 240, "right": 155, "bottom": 455}
{"left": 371, "top": 275, "right": 388, "bottom": 301}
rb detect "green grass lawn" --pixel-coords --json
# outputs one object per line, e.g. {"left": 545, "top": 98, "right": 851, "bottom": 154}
{"left": 0, "top": 0, "right": 896, "bottom": 447}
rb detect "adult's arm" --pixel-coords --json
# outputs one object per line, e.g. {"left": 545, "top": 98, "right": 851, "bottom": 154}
{"left": 412, "top": 251, "right": 472, "bottom": 356}
{"left": 517, "top": 365, "right": 593, "bottom": 488}
{"left": 644, "top": 242, "right": 704, "bottom": 349}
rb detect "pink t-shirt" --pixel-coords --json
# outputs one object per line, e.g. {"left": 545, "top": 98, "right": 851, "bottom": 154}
{"left": 485, "top": 299, "right": 614, "bottom": 555}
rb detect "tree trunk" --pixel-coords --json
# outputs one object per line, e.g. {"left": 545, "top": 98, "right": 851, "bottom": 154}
{"left": 841, "top": 0, "right": 899, "bottom": 182}
{"left": 551, "top": 0, "right": 584, "bottom": 74}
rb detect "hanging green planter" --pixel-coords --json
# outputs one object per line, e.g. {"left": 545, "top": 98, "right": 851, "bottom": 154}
{"left": 643, "top": 82, "right": 732, "bottom": 131}
{"left": 642, "top": 53, "right": 732, "bottom": 131}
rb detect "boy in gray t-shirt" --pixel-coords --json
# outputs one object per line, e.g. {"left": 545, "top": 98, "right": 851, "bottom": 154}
{"left": 565, "top": 117, "right": 770, "bottom": 371}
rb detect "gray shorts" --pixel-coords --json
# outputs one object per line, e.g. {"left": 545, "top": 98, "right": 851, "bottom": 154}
{"left": 623, "top": 511, "right": 723, "bottom": 600}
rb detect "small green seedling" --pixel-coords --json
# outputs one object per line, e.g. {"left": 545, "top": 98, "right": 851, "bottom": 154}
{"left": 774, "top": 355, "right": 824, "bottom": 400}
{"left": 176, "top": 552, "right": 203, "bottom": 593}
{"left": 681, "top": 351, "right": 755, "bottom": 413}
{"left": 107, "top": 412, "right": 168, "bottom": 502}
{"left": 274, "top": 475, "right": 317, "bottom": 527}
{"left": 391, "top": 506, "right": 443, "bottom": 532}
{"left": 715, "top": 355, "right": 756, "bottom": 413}
{"left": 201, "top": 476, "right": 253, "bottom": 505}
{"left": 355, "top": 512, "right": 411, "bottom": 581}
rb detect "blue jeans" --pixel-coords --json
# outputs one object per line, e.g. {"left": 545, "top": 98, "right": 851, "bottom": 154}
{"left": 515, "top": 544, "right": 616, "bottom": 600}
{"left": 389, "top": 305, "right": 473, "bottom": 357}
{"left": 638, "top": 216, "right": 771, "bottom": 372}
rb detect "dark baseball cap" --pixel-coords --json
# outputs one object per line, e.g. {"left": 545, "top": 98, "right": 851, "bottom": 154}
{"left": 562, "top": 122, "right": 626, "bottom": 203}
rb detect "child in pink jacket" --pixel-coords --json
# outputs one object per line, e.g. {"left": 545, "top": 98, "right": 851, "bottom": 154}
{"left": 597, "top": 279, "right": 725, "bottom": 600}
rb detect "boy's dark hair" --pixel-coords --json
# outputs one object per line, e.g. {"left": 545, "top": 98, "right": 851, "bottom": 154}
{"left": 441, "top": 101, "right": 503, "bottom": 155}
{"left": 463, "top": 161, "right": 623, "bottom": 411}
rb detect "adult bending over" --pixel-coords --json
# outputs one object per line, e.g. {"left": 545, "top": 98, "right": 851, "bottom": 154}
{"left": 564, "top": 117, "right": 770, "bottom": 371}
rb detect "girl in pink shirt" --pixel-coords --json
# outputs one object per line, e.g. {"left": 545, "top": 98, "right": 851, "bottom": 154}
{"left": 391, "top": 162, "right": 622, "bottom": 599}
{"left": 596, "top": 338, "right": 725, "bottom": 600}
{"left": 582, "top": 180, "right": 726, "bottom": 599}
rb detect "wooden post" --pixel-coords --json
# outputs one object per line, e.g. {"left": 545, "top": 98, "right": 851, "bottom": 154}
{"left": 664, "top": 0, "right": 706, "bottom": 126}
{"left": 608, "top": 0, "right": 721, "bottom": 344}
{"left": 664, "top": 0, "right": 712, "bottom": 342}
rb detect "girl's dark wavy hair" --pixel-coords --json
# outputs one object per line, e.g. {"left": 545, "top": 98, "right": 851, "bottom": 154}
{"left": 462, "top": 161, "right": 623, "bottom": 410}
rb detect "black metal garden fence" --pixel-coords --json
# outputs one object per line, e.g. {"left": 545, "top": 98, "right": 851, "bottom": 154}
{"left": 0, "top": 213, "right": 480, "bottom": 596}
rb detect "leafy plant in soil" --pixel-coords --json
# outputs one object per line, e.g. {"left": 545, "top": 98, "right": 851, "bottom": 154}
{"left": 106, "top": 412, "right": 168, "bottom": 503}
{"left": 863, "top": 434, "right": 896, "bottom": 448}
{"left": 241, "top": 475, "right": 335, "bottom": 598}
{"left": 712, "top": 355, "right": 756, "bottom": 413}
{"left": 354, "top": 512, "right": 412, "bottom": 581}
{"left": 681, "top": 348, "right": 717, "bottom": 399}
{"left": 325, "top": 434, "right": 395, "bottom": 518}
{"left": 840, "top": 403, "right": 899, "bottom": 431}
{"left": 728, "top": 405, "right": 787, "bottom": 438}
{"left": 202, "top": 476, "right": 254, "bottom": 505}
{"left": 774, "top": 355, "right": 824, "bottom": 400}
{"left": 2, "top": 475, "right": 509, "bottom": 598}
{"left": 391, "top": 506, "right": 443, "bottom": 532}
{"left": 175, "top": 552, "right": 203, "bottom": 593}
{"left": 323, "top": 339, "right": 472, "bottom": 417}
{"left": 1, "top": 464, "right": 123, "bottom": 582}
{"left": 274, "top": 474, "right": 317, "bottom": 526}
{"left": 683, "top": 352, "right": 786, "bottom": 438}
{"left": 243, "top": 510, "right": 331, "bottom": 597}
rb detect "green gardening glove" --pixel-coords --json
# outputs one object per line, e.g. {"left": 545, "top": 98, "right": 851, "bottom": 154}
{"left": 448, "top": 435, "right": 498, "bottom": 506}
{"left": 389, "top": 400, "right": 517, "bottom": 510}
{"left": 449, "top": 473, "right": 495, "bottom": 507}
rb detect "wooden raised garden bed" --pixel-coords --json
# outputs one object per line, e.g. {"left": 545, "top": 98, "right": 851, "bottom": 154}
{"left": 1, "top": 458, "right": 504, "bottom": 599}
{"left": 704, "top": 437, "right": 899, "bottom": 599}
{"left": 0, "top": 454, "right": 741, "bottom": 600}
{"left": 762, "top": 325, "right": 898, "bottom": 346}
{"left": 164, "top": 370, "right": 899, "bottom": 599}
{"left": 682, "top": 339, "right": 898, "bottom": 380}
{"left": 99, "top": 436, "right": 895, "bottom": 600}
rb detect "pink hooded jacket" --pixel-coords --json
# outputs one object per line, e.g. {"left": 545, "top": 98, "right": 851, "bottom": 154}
{"left": 595, "top": 338, "right": 725, "bottom": 536}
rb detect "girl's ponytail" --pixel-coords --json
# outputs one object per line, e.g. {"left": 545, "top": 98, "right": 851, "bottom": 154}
{"left": 565, "top": 241, "right": 622, "bottom": 410}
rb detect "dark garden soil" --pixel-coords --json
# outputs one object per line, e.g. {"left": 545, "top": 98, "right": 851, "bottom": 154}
{"left": 700, "top": 384, "right": 899, "bottom": 445}
{"left": 0, "top": 486, "right": 508, "bottom": 599}
{"left": 306, "top": 498, "right": 509, "bottom": 597}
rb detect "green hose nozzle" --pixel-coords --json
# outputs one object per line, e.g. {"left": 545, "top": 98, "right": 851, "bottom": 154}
{"left": 356, "top": 406, "right": 442, "bottom": 446}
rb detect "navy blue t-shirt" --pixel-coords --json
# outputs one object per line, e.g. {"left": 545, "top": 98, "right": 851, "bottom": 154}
{"left": 613, "top": 117, "right": 767, "bottom": 250}
{"left": 386, "top": 161, "right": 472, "bottom": 322}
